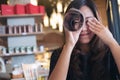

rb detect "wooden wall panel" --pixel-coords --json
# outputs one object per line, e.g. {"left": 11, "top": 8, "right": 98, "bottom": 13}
{"left": 94, "top": 0, "right": 108, "bottom": 26}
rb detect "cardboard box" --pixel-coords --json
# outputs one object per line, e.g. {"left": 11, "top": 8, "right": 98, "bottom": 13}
{"left": 1, "top": 4, "right": 14, "bottom": 15}
{"left": 39, "top": 6, "right": 45, "bottom": 15}
{"left": 14, "top": 4, "right": 25, "bottom": 14}
{"left": 25, "top": 3, "right": 39, "bottom": 14}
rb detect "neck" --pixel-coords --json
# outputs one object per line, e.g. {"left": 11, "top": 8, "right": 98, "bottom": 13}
{"left": 80, "top": 44, "right": 90, "bottom": 54}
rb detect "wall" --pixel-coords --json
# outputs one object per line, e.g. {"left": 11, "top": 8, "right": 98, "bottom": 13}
{"left": 94, "top": 0, "right": 108, "bottom": 26}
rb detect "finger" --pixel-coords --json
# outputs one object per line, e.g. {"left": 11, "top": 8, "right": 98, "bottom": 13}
{"left": 89, "top": 26, "right": 99, "bottom": 34}
{"left": 64, "top": 26, "right": 71, "bottom": 32}
{"left": 87, "top": 21, "right": 101, "bottom": 32}
{"left": 88, "top": 17, "right": 102, "bottom": 29}
{"left": 92, "top": 17, "right": 101, "bottom": 24}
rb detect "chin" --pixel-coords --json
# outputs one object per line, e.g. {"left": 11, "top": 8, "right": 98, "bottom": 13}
{"left": 79, "top": 39, "right": 91, "bottom": 44}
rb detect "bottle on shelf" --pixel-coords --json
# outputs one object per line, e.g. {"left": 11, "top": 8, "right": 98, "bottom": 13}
{"left": 34, "top": 23, "right": 38, "bottom": 32}
{"left": 13, "top": 25, "right": 17, "bottom": 34}
{"left": 8, "top": 26, "right": 13, "bottom": 34}
{"left": 8, "top": 47, "right": 14, "bottom": 54}
{"left": 20, "top": 46, "right": 26, "bottom": 53}
{"left": 21, "top": 25, "right": 24, "bottom": 33}
{"left": 28, "top": 24, "right": 33, "bottom": 33}
{"left": 34, "top": 23, "right": 43, "bottom": 32}
{"left": 18, "top": 25, "right": 22, "bottom": 34}
{"left": 23, "top": 25, "right": 27, "bottom": 33}
{"left": 26, "top": 46, "right": 32, "bottom": 54}
{"left": 14, "top": 47, "right": 20, "bottom": 54}
{"left": 1, "top": 46, "right": 7, "bottom": 55}
{"left": 39, "top": 23, "right": 43, "bottom": 32}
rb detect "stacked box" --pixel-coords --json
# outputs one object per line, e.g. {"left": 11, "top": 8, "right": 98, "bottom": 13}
{"left": 39, "top": 6, "right": 45, "bottom": 15}
{"left": 1, "top": 4, "right": 14, "bottom": 15}
{"left": 25, "top": 3, "right": 39, "bottom": 14}
{"left": 14, "top": 4, "right": 25, "bottom": 14}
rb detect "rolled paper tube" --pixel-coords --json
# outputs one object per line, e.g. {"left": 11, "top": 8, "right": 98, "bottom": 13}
{"left": 63, "top": 8, "right": 84, "bottom": 31}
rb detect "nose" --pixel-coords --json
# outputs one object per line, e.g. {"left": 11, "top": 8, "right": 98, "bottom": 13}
{"left": 82, "top": 22, "right": 88, "bottom": 31}
{"left": 81, "top": 18, "right": 89, "bottom": 31}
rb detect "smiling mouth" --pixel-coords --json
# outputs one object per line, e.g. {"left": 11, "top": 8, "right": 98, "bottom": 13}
{"left": 80, "top": 32, "right": 90, "bottom": 36}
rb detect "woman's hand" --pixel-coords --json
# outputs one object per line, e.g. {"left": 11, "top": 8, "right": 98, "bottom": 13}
{"left": 87, "top": 17, "right": 115, "bottom": 47}
{"left": 64, "top": 26, "right": 83, "bottom": 47}
{"left": 48, "top": 25, "right": 83, "bottom": 80}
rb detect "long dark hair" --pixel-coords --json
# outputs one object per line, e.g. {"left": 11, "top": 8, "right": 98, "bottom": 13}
{"left": 64, "top": 0, "right": 109, "bottom": 80}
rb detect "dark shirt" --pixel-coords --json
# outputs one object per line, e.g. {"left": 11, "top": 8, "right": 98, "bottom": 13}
{"left": 49, "top": 48, "right": 120, "bottom": 80}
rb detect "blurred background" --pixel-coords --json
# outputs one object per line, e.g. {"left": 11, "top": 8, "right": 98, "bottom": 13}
{"left": 0, "top": 0, "right": 120, "bottom": 80}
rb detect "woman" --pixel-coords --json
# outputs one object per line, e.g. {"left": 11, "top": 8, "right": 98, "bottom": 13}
{"left": 48, "top": 0, "right": 120, "bottom": 80}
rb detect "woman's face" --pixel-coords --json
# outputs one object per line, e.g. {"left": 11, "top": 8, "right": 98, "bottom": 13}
{"left": 78, "top": 6, "right": 95, "bottom": 44}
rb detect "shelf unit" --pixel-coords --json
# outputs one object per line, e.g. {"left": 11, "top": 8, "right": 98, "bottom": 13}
{"left": 0, "top": 14, "right": 43, "bottom": 18}
{"left": 0, "top": 32, "right": 44, "bottom": 37}
{"left": 11, "top": 78, "right": 25, "bottom": 80}
{"left": 0, "top": 13, "right": 50, "bottom": 80}
{"left": 0, "top": 51, "right": 45, "bottom": 57}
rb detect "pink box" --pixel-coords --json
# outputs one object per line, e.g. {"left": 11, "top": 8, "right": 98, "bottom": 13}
{"left": 14, "top": 4, "right": 25, "bottom": 14}
{"left": 1, "top": 4, "right": 14, "bottom": 15}
{"left": 25, "top": 3, "right": 39, "bottom": 14}
{"left": 39, "top": 6, "right": 45, "bottom": 15}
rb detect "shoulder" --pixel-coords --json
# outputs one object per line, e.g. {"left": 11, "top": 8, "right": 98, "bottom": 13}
{"left": 104, "top": 50, "right": 120, "bottom": 78}
{"left": 51, "top": 47, "right": 63, "bottom": 60}
{"left": 49, "top": 47, "right": 63, "bottom": 75}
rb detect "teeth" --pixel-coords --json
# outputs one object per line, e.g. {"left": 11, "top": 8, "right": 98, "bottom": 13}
{"left": 81, "top": 32, "right": 90, "bottom": 35}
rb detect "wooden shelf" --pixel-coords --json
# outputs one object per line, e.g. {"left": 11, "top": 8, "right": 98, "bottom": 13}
{"left": 0, "top": 32, "right": 44, "bottom": 37}
{"left": 0, "top": 51, "right": 46, "bottom": 57}
{"left": 0, "top": 45, "right": 59, "bottom": 57}
{"left": 0, "top": 14, "right": 43, "bottom": 18}
{"left": 11, "top": 78, "right": 25, "bottom": 80}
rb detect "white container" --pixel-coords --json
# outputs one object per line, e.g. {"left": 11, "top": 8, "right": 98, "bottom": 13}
{"left": 15, "top": 47, "right": 20, "bottom": 53}
{"left": 26, "top": 46, "right": 32, "bottom": 53}
{"left": 39, "top": 45, "right": 44, "bottom": 52}
{"left": 2, "top": 48, "right": 7, "bottom": 55}
{"left": 0, "top": 57, "right": 6, "bottom": 72}
{"left": 20, "top": 47, "right": 26, "bottom": 53}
